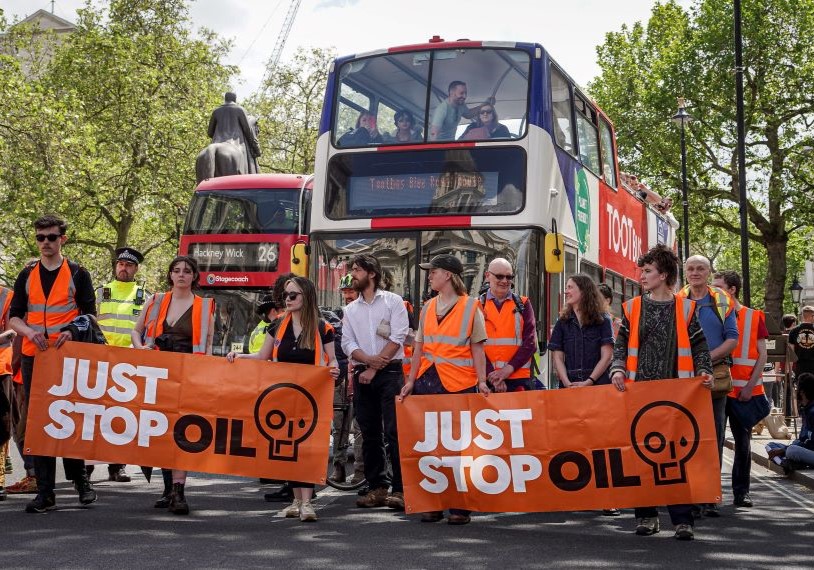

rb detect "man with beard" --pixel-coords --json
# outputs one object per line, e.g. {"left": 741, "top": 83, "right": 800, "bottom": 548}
{"left": 429, "top": 81, "right": 494, "bottom": 141}
{"left": 341, "top": 255, "right": 409, "bottom": 511}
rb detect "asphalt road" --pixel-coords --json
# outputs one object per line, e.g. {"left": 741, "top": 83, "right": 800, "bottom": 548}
{"left": 1, "top": 448, "right": 812, "bottom": 569}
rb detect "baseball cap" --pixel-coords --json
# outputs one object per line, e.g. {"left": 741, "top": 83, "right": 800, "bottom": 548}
{"left": 419, "top": 254, "right": 463, "bottom": 275}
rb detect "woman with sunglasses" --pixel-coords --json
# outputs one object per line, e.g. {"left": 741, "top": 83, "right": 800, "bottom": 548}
{"left": 227, "top": 276, "right": 339, "bottom": 522}
{"left": 384, "top": 109, "right": 422, "bottom": 143}
{"left": 131, "top": 256, "right": 215, "bottom": 515}
{"left": 459, "top": 104, "right": 511, "bottom": 140}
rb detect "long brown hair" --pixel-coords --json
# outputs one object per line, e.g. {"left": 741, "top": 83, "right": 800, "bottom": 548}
{"left": 559, "top": 274, "right": 605, "bottom": 326}
{"left": 286, "top": 276, "right": 319, "bottom": 351}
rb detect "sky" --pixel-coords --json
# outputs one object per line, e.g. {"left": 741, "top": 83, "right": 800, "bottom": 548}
{"left": 4, "top": 0, "right": 693, "bottom": 96}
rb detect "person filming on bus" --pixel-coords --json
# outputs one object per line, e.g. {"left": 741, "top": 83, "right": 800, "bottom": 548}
{"left": 338, "top": 111, "right": 383, "bottom": 147}
{"left": 429, "top": 81, "right": 494, "bottom": 141}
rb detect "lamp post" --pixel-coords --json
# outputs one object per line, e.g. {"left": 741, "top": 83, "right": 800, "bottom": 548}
{"left": 672, "top": 98, "right": 693, "bottom": 265}
{"left": 790, "top": 277, "right": 803, "bottom": 311}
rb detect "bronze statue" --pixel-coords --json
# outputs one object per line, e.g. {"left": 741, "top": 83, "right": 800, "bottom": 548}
{"left": 196, "top": 92, "right": 261, "bottom": 182}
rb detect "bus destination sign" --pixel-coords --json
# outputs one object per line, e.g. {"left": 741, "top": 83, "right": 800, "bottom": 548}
{"left": 189, "top": 242, "right": 279, "bottom": 272}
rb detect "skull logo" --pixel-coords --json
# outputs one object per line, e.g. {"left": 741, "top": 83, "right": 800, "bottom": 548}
{"left": 630, "top": 401, "right": 699, "bottom": 485}
{"left": 254, "top": 383, "right": 318, "bottom": 461}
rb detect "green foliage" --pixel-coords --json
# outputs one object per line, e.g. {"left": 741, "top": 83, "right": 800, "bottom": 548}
{"left": 590, "top": 0, "right": 814, "bottom": 322}
{"left": 0, "top": 0, "right": 236, "bottom": 290}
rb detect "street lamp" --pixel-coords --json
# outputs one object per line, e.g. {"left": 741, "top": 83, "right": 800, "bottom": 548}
{"left": 790, "top": 276, "right": 803, "bottom": 306}
{"left": 672, "top": 98, "right": 693, "bottom": 265}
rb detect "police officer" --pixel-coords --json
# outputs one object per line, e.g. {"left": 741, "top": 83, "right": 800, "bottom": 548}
{"left": 94, "top": 246, "right": 147, "bottom": 483}
{"left": 246, "top": 295, "right": 282, "bottom": 354}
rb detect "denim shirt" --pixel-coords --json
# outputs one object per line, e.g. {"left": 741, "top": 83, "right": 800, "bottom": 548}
{"left": 548, "top": 313, "right": 614, "bottom": 385}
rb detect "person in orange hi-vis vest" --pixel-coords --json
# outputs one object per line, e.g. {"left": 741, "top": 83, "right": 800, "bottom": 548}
{"left": 9, "top": 215, "right": 99, "bottom": 514}
{"left": 478, "top": 258, "right": 538, "bottom": 393}
{"left": 400, "top": 254, "right": 489, "bottom": 526}
{"left": 609, "top": 244, "right": 714, "bottom": 542}
{"left": 712, "top": 270, "right": 768, "bottom": 509}
{"left": 0, "top": 284, "right": 14, "bottom": 501}
{"left": 227, "top": 276, "right": 339, "bottom": 522}
{"left": 132, "top": 255, "right": 215, "bottom": 516}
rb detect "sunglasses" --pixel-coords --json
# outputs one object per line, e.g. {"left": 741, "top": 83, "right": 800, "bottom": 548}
{"left": 284, "top": 291, "right": 303, "bottom": 301}
{"left": 491, "top": 273, "right": 514, "bottom": 281}
{"left": 480, "top": 109, "right": 494, "bottom": 115}
{"left": 35, "top": 233, "right": 62, "bottom": 242}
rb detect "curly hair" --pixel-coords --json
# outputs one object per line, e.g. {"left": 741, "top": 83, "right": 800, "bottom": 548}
{"left": 637, "top": 244, "right": 679, "bottom": 287}
{"left": 559, "top": 274, "right": 606, "bottom": 326}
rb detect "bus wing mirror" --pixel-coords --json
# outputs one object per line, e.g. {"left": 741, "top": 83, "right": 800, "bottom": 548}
{"left": 545, "top": 233, "right": 564, "bottom": 274}
{"left": 290, "top": 242, "right": 310, "bottom": 277}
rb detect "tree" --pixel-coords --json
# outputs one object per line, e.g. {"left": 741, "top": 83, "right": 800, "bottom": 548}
{"left": 589, "top": 0, "right": 814, "bottom": 322}
{"left": 246, "top": 47, "right": 335, "bottom": 175}
{"left": 0, "top": 0, "right": 236, "bottom": 289}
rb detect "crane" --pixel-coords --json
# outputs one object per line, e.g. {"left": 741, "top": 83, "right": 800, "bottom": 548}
{"left": 262, "top": 0, "right": 301, "bottom": 87}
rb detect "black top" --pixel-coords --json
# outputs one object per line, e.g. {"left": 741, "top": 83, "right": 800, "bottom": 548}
{"left": 789, "top": 323, "right": 814, "bottom": 363}
{"left": 270, "top": 318, "right": 334, "bottom": 365}
{"left": 10, "top": 259, "right": 97, "bottom": 322}
{"left": 162, "top": 306, "right": 194, "bottom": 354}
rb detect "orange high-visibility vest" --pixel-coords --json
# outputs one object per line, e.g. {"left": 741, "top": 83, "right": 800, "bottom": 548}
{"left": 22, "top": 261, "right": 80, "bottom": 356}
{"left": 417, "top": 296, "right": 479, "bottom": 392}
{"left": 622, "top": 294, "right": 696, "bottom": 382}
{"left": 271, "top": 312, "right": 332, "bottom": 366}
{"left": 0, "top": 286, "right": 13, "bottom": 374}
{"left": 143, "top": 292, "right": 214, "bottom": 355}
{"left": 728, "top": 305, "right": 765, "bottom": 398}
{"left": 479, "top": 294, "right": 531, "bottom": 380}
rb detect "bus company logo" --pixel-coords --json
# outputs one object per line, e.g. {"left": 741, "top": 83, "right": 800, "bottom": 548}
{"left": 254, "top": 383, "right": 319, "bottom": 461}
{"left": 205, "top": 274, "right": 250, "bottom": 285}
{"left": 206, "top": 274, "right": 216, "bottom": 285}
{"left": 630, "top": 401, "right": 700, "bottom": 485}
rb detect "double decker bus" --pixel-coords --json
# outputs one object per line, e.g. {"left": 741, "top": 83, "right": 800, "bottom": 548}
{"left": 309, "top": 38, "right": 678, "bottom": 385}
{"left": 179, "top": 173, "right": 311, "bottom": 355}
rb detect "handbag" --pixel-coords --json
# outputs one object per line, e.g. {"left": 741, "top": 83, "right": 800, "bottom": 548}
{"left": 712, "top": 361, "right": 733, "bottom": 396}
{"left": 728, "top": 394, "right": 771, "bottom": 430}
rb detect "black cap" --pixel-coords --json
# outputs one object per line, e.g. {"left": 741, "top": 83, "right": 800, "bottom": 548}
{"left": 115, "top": 247, "right": 144, "bottom": 264}
{"left": 419, "top": 254, "right": 463, "bottom": 275}
{"left": 257, "top": 294, "right": 279, "bottom": 315}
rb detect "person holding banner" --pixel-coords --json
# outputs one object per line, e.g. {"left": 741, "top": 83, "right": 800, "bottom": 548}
{"left": 400, "top": 254, "right": 489, "bottom": 526}
{"left": 9, "top": 216, "right": 99, "bottom": 514}
{"left": 227, "top": 276, "right": 339, "bottom": 522}
{"left": 131, "top": 255, "right": 215, "bottom": 515}
{"left": 610, "top": 244, "right": 714, "bottom": 541}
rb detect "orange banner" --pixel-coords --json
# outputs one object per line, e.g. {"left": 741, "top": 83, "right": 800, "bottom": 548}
{"left": 396, "top": 379, "right": 721, "bottom": 513}
{"left": 25, "top": 342, "right": 333, "bottom": 484}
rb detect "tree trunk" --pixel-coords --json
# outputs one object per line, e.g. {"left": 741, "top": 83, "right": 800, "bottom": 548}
{"left": 763, "top": 236, "right": 788, "bottom": 324}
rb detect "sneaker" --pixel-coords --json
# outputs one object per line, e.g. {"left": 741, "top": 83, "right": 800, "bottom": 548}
{"left": 74, "top": 474, "right": 97, "bottom": 505}
{"left": 356, "top": 487, "right": 388, "bottom": 508}
{"left": 701, "top": 503, "right": 720, "bottom": 517}
{"left": 108, "top": 466, "right": 132, "bottom": 483}
{"left": 6, "top": 475, "right": 38, "bottom": 494}
{"left": 299, "top": 500, "right": 318, "bottom": 522}
{"left": 265, "top": 482, "right": 294, "bottom": 502}
{"left": 674, "top": 523, "right": 694, "bottom": 541}
{"left": 733, "top": 493, "right": 753, "bottom": 508}
{"left": 385, "top": 491, "right": 405, "bottom": 511}
{"left": 283, "top": 499, "right": 302, "bottom": 518}
{"left": 635, "top": 517, "right": 660, "bottom": 536}
{"left": 25, "top": 494, "right": 56, "bottom": 514}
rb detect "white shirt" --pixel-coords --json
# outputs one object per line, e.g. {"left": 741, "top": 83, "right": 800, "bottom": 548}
{"left": 342, "top": 289, "right": 409, "bottom": 360}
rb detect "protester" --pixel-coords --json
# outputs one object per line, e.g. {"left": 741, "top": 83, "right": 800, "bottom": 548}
{"left": 341, "top": 255, "right": 409, "bottom": 511}
{"left": 712, "top": 270, "right": 768, "bottom": 508}
{"left": 0, "top": 286, "right": 14, "bottom": 501}
{"left": 92, "top": 246, "right": 147, "bottom": 483}
{"left": 679, "top": 255, "right": 738, "bottom": 517}
{"left": 228, "top": 276, "right": 338, "bottom": 522}
{"left": 4, "top": 333, "right": 37, "bottom": 495}
{"left": 478, "top": 258, "right": 537, "bottom": 392}
{"left": 610, "top": 244, "right": 713, "bottom": 541}
{"left": 131, "top": 256, "right": 215, "bottom": 515}
{"left": 8, "top": 215, "right": 98, "bottom": 514}
{"left": 400, "top": 254, "right": 489, "bottom": 525}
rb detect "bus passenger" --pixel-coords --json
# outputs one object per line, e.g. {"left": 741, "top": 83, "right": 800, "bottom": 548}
{"left": 400, "top": 254, "right": 489, "bottom": 525}
{"left": 597, "top": 282, "right": 622, "bottom": 338}
{"left": 610, "top": 244, "right": 713, "bottom": 541}
{"left": 429, "top": 81, "right": 493, "bottom": 141}
{"left": 478, "top": 258, "right": 537, "bottom": 392}
{"left": 383, "top": 109, "right": 422, "bottom": 143}
{"left": 132, "top": 256, "right": 215, "bottom": 515}
{"left": 338, "top": 111, "right": 383, "bottom": 146}
{"left": 549, "top": 275, "right": 613, "bottom": 389}
{"left": 227, "top": 276, "right": 339, "bottom": 522}
{"left": 459, "top": 104, "right": 511, "bottom": 140}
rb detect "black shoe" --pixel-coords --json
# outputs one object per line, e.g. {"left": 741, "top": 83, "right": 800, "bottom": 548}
{"left": 691, "top": 505, "right": 702, "bottom": 519}
{"left": 168, "top": 483, "right": 189, "bottom": 515}
{"left": 74, "top": 474, "right": 97, "bottom": 505}
{"left": 25, "top": 494, "right": 56, "bottom": 513}
{"left": 154, "top": 487, "right": 172, "bottom": 508}
{"left": 357, "top": 484, "right": 370, "bottom": 497}
{"left": 701, "top": 503, "right": 720, "bottom": 517}
{"left": 264, "top": 482, "right": 294, "bottom": 502}
{"left": 85, "top": 464, "right": 95, "bottom": 478}
{"left": 733, "top": 493, "right": 753, "bottom": 508}
{"left": 108, "top": 466, "right": 131, "bottom": 483}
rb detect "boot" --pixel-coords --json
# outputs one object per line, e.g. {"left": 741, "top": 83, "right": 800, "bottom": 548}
{"left": 74, "top": 472, "right": 97, "bottom": 505}
{"left": 329, "top": 462, "right": 346, "bottom": 482}
{"left": 169, "top": 482, "right": 189, "bottom": 515}
{"left": 154, "top": 483, "right": 172, "bottom": 508}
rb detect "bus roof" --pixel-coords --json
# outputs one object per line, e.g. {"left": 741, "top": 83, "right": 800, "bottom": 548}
{"left": 194, "top": 173, "right": 310, "bottom": 192}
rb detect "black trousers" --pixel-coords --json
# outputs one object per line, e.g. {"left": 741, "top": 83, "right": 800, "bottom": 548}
{"left": 726, "top": 397, "right": 752, "bottom": 496}
{"left": 634, "top": 504, "right": 694, "bottom": 526}
{"left": 353, "top": 363, "right": 403, "bottom": 493}
{"left": 22, "top": 355, "right": 86, "bottom": 496}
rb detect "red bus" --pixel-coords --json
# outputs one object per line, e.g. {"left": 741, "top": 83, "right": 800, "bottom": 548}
{"left": 179, "top": 173, "right": 311, "bottom": 355}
